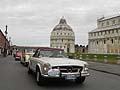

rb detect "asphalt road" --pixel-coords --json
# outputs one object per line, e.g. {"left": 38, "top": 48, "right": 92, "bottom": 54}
{"left": 0, "top": 56, "right": 120, "bottom": 90}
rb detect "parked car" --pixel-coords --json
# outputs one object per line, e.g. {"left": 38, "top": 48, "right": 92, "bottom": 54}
{"left": 28, "top": 48, "right": 89, "bottom": 85}
{"left": 20, "top": 49, "right": 34, "bottom": 66}
{"left": 15, "top": 51, "right": 22, "bottom": 61}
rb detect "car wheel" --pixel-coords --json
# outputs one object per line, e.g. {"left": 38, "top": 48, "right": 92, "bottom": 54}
{"left": 36, "top": 69, "right": 44, "bottom": 85}
{"left": 28, "top": 67, "right": 32, "bottom": 74}
{"left": 75, "top": 76, "right": 86, "bottom": 84}
{"left": 20, "top": 61, "right": 22, "bottom": 64}
{"left": 25, "top": 62, "right": 29, "bottom": 67}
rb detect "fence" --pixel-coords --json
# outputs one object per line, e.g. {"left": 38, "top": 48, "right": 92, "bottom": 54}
{"left": 68, "top": 53, "right": 120, "bottom": 64}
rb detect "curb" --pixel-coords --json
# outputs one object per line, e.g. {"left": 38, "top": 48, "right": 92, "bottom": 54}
{"left": 89, "top": 67, "right": 120, "bottom": 76}
{"left": 84, "top": 59, "right": 120, "bottom": 65}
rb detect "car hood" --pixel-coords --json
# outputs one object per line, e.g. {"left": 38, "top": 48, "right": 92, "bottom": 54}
{"left": 39, "top": 57, "right": 87, "bottom": 67}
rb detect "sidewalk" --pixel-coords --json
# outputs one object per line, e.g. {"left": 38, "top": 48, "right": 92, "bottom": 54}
{"left": 87, "top": 61, "right": 120, "bottom": 76}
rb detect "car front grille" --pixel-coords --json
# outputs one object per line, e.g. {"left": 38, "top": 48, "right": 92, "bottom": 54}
{"left": 52, "top": 66, "right": 83, "bottom": 73}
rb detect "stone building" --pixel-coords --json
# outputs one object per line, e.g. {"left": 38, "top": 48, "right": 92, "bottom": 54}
{"left": 88, "top": 15, "right": 120, "bottom": 54}
{"left": 0, "top": 29, "right": 10, "bottom": 55}
{"left": 50, "top": 17, "right": 75, "bottom": 53}
{"left": 75, "top": 44, "right": 88, "bottom": 53}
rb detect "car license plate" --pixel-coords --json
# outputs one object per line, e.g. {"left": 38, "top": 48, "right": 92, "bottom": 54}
{"left": 66, "top": 75, "right": 76, "bottom": 80}
{"left": 16, "top": 57, "right": 20, "bottom": 58}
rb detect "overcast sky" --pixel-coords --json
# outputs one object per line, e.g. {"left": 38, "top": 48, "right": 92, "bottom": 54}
{"left": 0, "top": 0, "right": 120, "bottom": 46}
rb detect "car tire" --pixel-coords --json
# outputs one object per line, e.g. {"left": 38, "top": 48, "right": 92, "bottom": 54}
{"left": 36, "top": 69, "right": 44, "bottom": 86}
{"left": 28, "top": 67, "right": 32, "bottom": 74}
{"left": 25, "top": 62, "right": 29, "bottom": 67}
{"left": 20, "top": 61, "right": 22, "bottom": 64}
{"left": 75, "top": 76, "right": 86, "bottom": 84}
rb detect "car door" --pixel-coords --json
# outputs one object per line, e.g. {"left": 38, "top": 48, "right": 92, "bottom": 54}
{"left": 30, "top": 49, "right": 40, "bottom": 72}
{"left": 29, "top": 50, "right": 36, "bottom": 72}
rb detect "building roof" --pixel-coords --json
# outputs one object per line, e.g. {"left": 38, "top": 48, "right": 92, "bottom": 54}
{"left": 0, "top": 29, "right": 5, "bottom": 37}
{"left": 89, "top": 25, "right": 120, "bottom": 33}
{"left": 53, "top": 17, "right": 73, "bottom": 31}
{"left": 0, "top": 29, "right": 9, "bottom": 43}
{"left": 98, "top": 14, "right": 120, "bottom": 21}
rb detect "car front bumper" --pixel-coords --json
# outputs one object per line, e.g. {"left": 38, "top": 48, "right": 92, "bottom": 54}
{"left": 41, "top": 71, "right": 89, "bottom": 80}
{"left": 15, "top": 56, "right": 21, "bottom": 60}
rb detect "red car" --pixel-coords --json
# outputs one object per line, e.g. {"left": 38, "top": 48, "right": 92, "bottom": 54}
{"left": 15, "top": 51, "right": 22, "bottom": 61}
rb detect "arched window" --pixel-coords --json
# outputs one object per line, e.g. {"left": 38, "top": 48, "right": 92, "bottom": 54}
{"left": 112, "top": 20, "right": 115, "bottom": 24}
{"left": 97, "top": 41, "right": 98, "bottom": 44}
{"left": 111, "top": 39, "right": 114, "bottom": 44}
{"left": 107, "top": 21, "right": 109, "bottom": 25}
{"left": 104, "top": 40, "right": 106, "bottom": 44}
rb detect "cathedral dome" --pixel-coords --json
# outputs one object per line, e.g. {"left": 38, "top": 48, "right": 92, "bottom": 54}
{"left": 50, "top": 17, "right": 75, "bottom": 53}
{"left": 53, "top": 17, "right": 73, "bottom": 31}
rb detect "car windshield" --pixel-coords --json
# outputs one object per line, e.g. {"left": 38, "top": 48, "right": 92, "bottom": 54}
{"left": 39, "top": 50, "right": 67, "bottom": 58}
{"left": 25, "top": 49, "right": 35, "bottom": 53}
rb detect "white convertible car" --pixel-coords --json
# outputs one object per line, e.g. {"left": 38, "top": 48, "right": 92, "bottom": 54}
{"left": 28, "top": 47, "right": 89, "bottom": 85}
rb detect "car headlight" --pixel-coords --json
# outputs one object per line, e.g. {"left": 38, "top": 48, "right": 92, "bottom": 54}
{"left": 84, "top": 64, "right": 88, "bottom": 71}
{"left": 43, "top": 63, "right": 51, "bottom": 71}
{"left": 84, "top": 64, "right": 88, "bottom": 68}
{"left": 42, "top": 63, "right": 51, "bottom": 75}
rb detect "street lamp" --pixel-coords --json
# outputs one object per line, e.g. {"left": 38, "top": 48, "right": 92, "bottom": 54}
{"left": 9, "top": 37, "right": 13, "bottom": 55}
